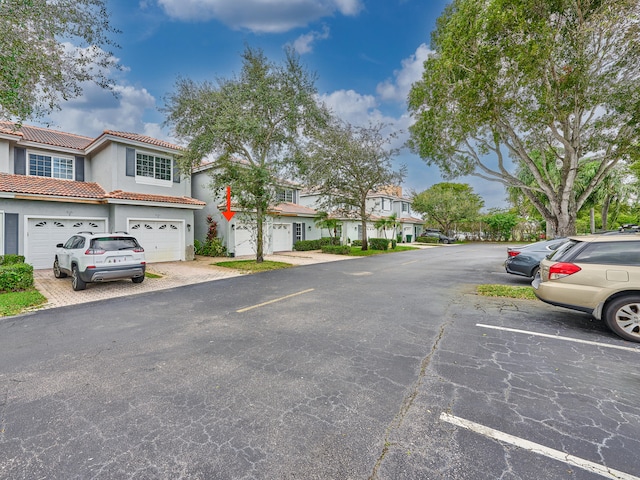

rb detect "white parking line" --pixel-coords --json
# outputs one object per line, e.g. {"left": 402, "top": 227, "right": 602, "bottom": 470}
{"left": 476, "top": 324, "right": 640, "bottom": 353}
{"left": 440, "top": 413, "right": 640, "bottom": 480}
{"left": 236, "top": 288, "right": 315, "bottom": 313}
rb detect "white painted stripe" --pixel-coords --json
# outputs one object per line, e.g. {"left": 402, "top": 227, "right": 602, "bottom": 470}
{"left": 476, "top": 324, "right": 640, "bottom": 354}
{"left": 236, "top": 288, "right": 315, "bottom": 313}
{"left": 440, "top": 413, "right": 640, "bottom": 480}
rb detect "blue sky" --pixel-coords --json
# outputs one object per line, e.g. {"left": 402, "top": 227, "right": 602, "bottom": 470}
{"left": 36, "top": 0, "right": 508, "bottom": 209}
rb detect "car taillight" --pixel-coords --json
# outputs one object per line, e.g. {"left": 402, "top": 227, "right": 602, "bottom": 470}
{"left": 85, "top": 248, "right": 105, "bottom": 255}
{"left": 508, "top": 251, "right": 520, "bottom": 257}
{"left": 549, "top": 262, "right": 581, "bottom": 279}
{"left": 133, "top": 247, "right": 144, "bottom": 253}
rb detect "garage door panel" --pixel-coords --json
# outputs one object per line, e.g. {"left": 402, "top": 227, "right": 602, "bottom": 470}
{"left": 27, "top": 218, "right": 106, "bottom": 269}
{"left": 129, "top": 220, "right": 183, "bottom": 263}
{"left": 272, "top": 223, "right": 292, "bottom": 252}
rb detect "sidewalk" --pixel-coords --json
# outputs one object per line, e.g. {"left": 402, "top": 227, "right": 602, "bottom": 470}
{"left": 32, "top": 251, "right": 357, "bottom": 309}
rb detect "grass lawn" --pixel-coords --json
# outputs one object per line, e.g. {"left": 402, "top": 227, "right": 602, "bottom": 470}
{"left": 0, "top": 288, "right": 48, "bottom": 316}
{"left": 348, "top": 245, "right": 419, "bottom": 256}
{"left": 213, "top": 260, "right": 293, "bottom": 272}
{"left": 476, "top": 284, "right": 537, "bottom": 300}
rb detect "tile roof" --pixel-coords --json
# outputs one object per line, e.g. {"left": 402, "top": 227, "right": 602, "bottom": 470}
{"left": 106, "top": 190, "right": 205, "bottom": 206}
{"left": 99, "top": 131, "right": 183, "bottom": 151}
{"left": 0, "top": 172, "right": 106, "bottom": 198}
{"left": 0, "top": 174, "right": 205, "bottom": 206}
{"left": 0, "top": 121, "right": 93, "bottom": 150}
{"left": 270, "top": 202, "right": 317, "bottom": 216}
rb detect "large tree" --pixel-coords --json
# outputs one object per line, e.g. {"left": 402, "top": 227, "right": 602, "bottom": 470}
{"left": 164, "top": 46, "right": 329, "bottom": 262}
{"left": 301, "top": 120, "right": 405, "bottom": 250}
{"left": 408, "top": 0, "right": 640, "bottom": 237}
{"left": 412, "top": 183, "right": 484, "bottom": 235}
{"left": 0, "top": 0, "right": 120, "bottom": 122}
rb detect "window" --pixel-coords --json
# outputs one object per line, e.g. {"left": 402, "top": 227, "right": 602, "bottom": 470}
{"left": 277, "top": 189, "right": 294, "bottom": 203}
{"left": 381, "top": 198, "right": 391, "bottom": 211}
{"left": 573, "top": 241, "right": 640, "bottom": 266}
{"left": 402, "top": 202, "right": 409, "bottom": 213}
{"left": 136, "top": 153, "right": 172, "bottom": 181}
{"left": 29, "top": 154, "right": 73, "bottom": 179}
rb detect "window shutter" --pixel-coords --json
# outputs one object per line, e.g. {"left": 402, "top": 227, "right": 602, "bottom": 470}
{"left": 75, "top": 157, "right": 85, "bottom": 181}
{"left": 292, "top": 223, "right": 297, "bottom": 244}
{"left": 126, "top": 148, "right": 135, "bottom": 177}
{"left": 172, "top": 160, "right": 181, "bottom": 183}
{"left": 14, "top": 148, "right": 26, "bottom": 175}
{"left": 302, "top": 223, "right": 306, "bottom": 241}
{"left": 4, "top": 213, "right": 19, "bottom": 254}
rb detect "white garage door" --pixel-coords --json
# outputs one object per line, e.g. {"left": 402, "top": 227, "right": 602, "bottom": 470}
{"left": 129, "top": 220, "right": 183, "bottom": 263}
{"left": 26, "top": 218, "right": 107, "bottom": 269}
{"left": 234, "top": 223, "right": 256, "bottom": 257}
{"left": 272, "top": 223, "right": 292, "bottom": 252}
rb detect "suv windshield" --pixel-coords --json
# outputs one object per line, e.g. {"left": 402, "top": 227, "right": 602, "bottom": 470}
{"left": 90, "top": 237, "right": 140, "bottom": 251}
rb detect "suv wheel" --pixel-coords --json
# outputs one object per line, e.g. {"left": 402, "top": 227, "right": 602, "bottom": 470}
{"left": 132, "top": 276, "right": 144, "bottom": 284}
{"left": 72, "top": 265, "right": 86, "bottom": 291}
{"left": 53, "top": 258, "right": 67, "bottom": 278}
{"left": 604, "top": 295, "right": 640, "bottom": 343}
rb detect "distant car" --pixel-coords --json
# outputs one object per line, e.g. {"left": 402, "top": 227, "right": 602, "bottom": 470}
{"left": 504, "top": 237, "right": 569, "bottom": 278}
{"left": 53, "top": 232, "right": 146, "bottom": 291}
{"left": 532, "top": 234, "right": 640, "bottom": 343}
{"left": 419, "top": 230, "right": 456, "bottom": 244}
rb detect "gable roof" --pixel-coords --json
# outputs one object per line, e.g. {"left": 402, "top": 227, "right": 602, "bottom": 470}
{"left": 0, "top": 121, "right": 93, "bottom": 150}
{"left": 107, "top": 190, "right": 205, "bottom": 206}
{"left": 0, "top": 121, "right": 183, "bottom": 154}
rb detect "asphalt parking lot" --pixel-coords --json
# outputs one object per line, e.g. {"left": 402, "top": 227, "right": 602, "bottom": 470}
{"left": 3, "top": 243, "right": 640, "bottom": 479}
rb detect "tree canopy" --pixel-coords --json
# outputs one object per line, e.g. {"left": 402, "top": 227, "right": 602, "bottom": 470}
{"left": 408, "top": 0, "right": 640, "bottom": 237}
{"left": 301, "top": 120, "right": 405, "bottom": 250}
{"left": 0, "top": 0, "right": 120, "bottom": 122}
{"left": 164, "top": 46, "right": 329, "bottom": 262}
{"left": 411, "top": 183, "right": 484, "bottom": 235}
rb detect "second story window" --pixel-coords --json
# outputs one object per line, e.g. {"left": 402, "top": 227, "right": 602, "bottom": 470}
{"left": 381, "top": 198, "right": 391, "bottom": 211}
{"left": 136, "top": 153, "right": 172, "bottom": 181}
{"left": 277, "top": 189, "right": 294, "bottom": 203}
{"left": 402, "top": 202, "right": 409, "bottom": 213}
{"left": 29, "top": 154, "right": 73, "bottom": 179}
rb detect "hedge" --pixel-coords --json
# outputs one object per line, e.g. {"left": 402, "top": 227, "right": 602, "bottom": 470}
{"left": 368, "top": 237, "right": 392, "bottom": 250}
{"left": 294, "top": 239, "right": 322, "bottom": 251}
{"left": 0, "top": 255, "right": 26, "bottom": 265}
{"left": 321, "top": 245, "right": 351, "bottom": 255}
{"left": 0, "top": 263, "right": 34, "bottom": 292}
{"left": 416, "top": 236, "right": 440, "bottom": 244}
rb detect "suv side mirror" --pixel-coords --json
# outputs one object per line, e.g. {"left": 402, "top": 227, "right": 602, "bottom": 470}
{"left": 56, "top": 243, "right": 64, "bottom": 248}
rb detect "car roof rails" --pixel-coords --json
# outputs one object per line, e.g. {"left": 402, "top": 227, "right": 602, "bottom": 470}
{"left": 112, "top": 231, "right": 129, "bottom": 234}
{"left": 77, "top": 231, "right": 94, "bottom": 234}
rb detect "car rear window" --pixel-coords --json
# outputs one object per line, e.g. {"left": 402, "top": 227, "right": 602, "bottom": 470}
{"left": 91, "top": 237, "right": 140, "bottom": 251}
{"left": 547, "top": 239, "right": 580, "bottom": 261}
{"left": 573, "top": 241, "right": 640, "bottom": 266}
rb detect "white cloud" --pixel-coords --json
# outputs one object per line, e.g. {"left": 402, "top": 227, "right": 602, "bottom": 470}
{"left": 376, "top": 43, "right": 432, "bottom": 103}
{"left": 157, "top": 0, "right": 363, "bottom": 33}
{"left": 290, "top": 25, "right": 330, "bottom": 54}
{"left": 42, "top": 82, "right": 166, "bottom": 141}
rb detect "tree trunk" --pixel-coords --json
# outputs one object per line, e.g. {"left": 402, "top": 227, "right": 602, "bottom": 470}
{"left": 256, "top": 204, "right": 264, "bottom": 263}
{"left": 601, "top": 196, "right": 611, "bottom": 231}
{"left": 360, "top": 202, "right": 368, "bottom": 250}
{"left": 590, "top": 208, "right": 595, "bottom": 234}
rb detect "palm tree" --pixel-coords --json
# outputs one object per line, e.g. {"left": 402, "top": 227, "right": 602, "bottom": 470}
{"left": 374, "top": 213, "right": 398, "bottom": 240}
{"left": 314, "top": 211, "right": 341, "bottom": 244}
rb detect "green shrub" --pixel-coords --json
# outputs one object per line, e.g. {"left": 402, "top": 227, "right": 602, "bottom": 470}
{"left": 351, "top": 240, "right": 362, "bottom": 247}
{"left": 0, "top": 263, "right": 34, "bottom": 292}
{"left": 0, "top": 255, "right": 25, "bottom": 265}
{"left": 319, "top": 236, "right": 340, "bottom": 246}
{"left": 369, "top": 238, "right": 391, "bottom": 250}
{"left": 391, "top": 239, "right": 397, "bottom": 249}
{"left": 416, "top": 236, "right": 439, "bottom": 244}
{"left": 321, "top": 245, "right": 351, "bottom": 255}
{"left": 194, "top": 238, "right": 227, "bottom": 257}
{"left": 294, "top": 239, "right": 322, "bottom": 251}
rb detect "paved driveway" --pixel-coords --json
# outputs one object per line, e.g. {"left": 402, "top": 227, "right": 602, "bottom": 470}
{"left": 32, "top": 251, "right": 359, "bottom": 308}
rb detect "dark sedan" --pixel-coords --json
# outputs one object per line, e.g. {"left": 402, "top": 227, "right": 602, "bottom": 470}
{"left": 504, "top": 237, "right": 568, "bottom": 278}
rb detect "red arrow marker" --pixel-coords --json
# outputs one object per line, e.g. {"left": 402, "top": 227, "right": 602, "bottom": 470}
{"left": 222, "top": 186, "right": 235, "bottom": 221}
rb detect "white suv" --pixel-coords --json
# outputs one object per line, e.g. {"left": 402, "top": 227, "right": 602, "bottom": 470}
{"left": 53, "top": 232, "right": 146, "bottom": 291}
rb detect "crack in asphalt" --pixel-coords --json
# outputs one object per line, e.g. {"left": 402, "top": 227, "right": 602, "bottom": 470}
{"left": 368, "top": 320, "right": 449, "bottom": 480}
